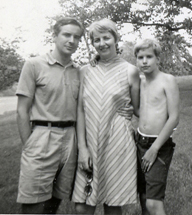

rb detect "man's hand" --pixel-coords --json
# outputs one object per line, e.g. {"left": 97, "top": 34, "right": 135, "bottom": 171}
{"left": 117, "top": 105, "right": 134, "bottom": 120}
{"left": 89, "top": 55, "right": 100, "bottom": 67}
{"left": 142, "top": 146, "right": 158, "bottom": 172}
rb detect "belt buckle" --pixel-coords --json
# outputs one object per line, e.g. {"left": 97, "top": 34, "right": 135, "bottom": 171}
{"left": 48, "top": 122, "right": 51, "bottom": 129}
{"left": 142, "top": 136, "right": 149, "bottom": 142}
{"left": 139, "top": 134, "right": 149, "bottom": 145}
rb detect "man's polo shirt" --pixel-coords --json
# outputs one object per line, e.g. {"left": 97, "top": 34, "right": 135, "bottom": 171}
{"left": 16, "top": 52, "right": 80, "bottom": 122}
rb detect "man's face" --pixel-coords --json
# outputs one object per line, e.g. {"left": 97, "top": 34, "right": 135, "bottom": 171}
{"left": 54, "top": 24, "right": 82, "bottom": 56}
{"left": 136, "top": 47, "right": 159, "bottom": 74}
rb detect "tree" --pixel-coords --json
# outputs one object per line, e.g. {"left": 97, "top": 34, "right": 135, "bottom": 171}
{"left": 46, "top": 0, "right": 192, "bottom": 75}
{"left": 0, "top": 40, "right": 24, "bottom": 90}
{"left": 130, "top": 0, "right": 192, "bottom": 75}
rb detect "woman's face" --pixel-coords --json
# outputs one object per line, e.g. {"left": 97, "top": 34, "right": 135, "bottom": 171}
{"left": 92, "top": 30, "right": 117, "bottom": 60}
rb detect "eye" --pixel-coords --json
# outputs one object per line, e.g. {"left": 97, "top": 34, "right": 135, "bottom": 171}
{"left": 94, "top": 38, "right": 100, "bottom": 43}
{"left": 63, "top": 33, "right": 71, "bottom": 37}
{"left": 74, "top": 35, "right": 81, "bottom": 40}
{"left": 147, "top": 55, "right": 153, "bottom": 58}
{"left": 137, "top": 56, "right": 143, "bottom": 60}
{"left": 103, "top": 36, "right": 110, "bottom": 41}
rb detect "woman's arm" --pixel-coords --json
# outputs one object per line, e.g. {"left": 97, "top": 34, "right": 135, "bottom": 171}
{"left": 129, "top": 64, "right": 140, "bottom": 117}
{"left": 77, "top": 69, "right": 92, "bottom": 171}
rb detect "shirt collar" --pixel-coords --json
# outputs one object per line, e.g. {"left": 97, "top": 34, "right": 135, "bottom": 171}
{"left": 46, "top": 51, "right": 78, "bottom": 68}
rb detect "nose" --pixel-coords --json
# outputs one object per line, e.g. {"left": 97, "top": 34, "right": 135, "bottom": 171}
{"left": 143, "top": 56, "right": 147, "bottom": 64}
{"left": 99, "top": 38, "right": 105, "bottom": 46}
{"left": 69, "top": 36, "right": 75, "bottom": 43}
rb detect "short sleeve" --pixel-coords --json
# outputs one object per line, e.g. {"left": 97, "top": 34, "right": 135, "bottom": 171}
{"left": 16, "top": 60, "right": 36, "bottom": 98}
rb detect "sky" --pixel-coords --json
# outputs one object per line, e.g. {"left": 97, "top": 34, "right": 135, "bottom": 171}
{"left": 0, "top": 0, "right": 62, "bottom": 58}
{"left": 0, "top": 0, "right": 157, "bottom": 59}
{"left": 1, "top": 0, "right": 191, "bottom": 58}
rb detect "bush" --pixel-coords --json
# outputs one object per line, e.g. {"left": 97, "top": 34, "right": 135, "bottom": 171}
{"left": 0, "top": 46, "right": 24, "bottom": 90}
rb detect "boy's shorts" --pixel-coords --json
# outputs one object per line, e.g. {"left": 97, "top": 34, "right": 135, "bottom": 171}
{"left": 136, "top": 131, "right": 175, "bottom": 201}
{"left": 17, "top": 125, "right": 77, "bottom": 204}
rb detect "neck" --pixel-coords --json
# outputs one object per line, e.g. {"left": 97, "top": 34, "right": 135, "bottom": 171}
{"left": 52, "top": 49, "right": 71, "bottom": 66}
{"left": 145, "top": 69, "right": 160, "bottom": 81}
{"left": 100, "top": 54, "right": 118, "bottom": 63}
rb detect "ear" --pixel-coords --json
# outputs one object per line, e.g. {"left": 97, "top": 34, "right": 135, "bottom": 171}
{"left": 156, "top": 56, "right": 160, "bottom": 65}
{"left": 53, "top": 33, "right": 56, "bottom": 43}
{"left": 116, "top": 32, "right": 120, "bottom": 44}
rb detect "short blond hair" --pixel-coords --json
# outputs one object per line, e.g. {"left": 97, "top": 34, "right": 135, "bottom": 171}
{"left": 88, "top": 18, "right": 120, "bottom": 45}
{"left": 134, "top": 39, "right": 162, "bottom": 57}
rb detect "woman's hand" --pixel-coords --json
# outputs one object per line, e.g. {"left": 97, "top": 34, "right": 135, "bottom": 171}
{"left": 78, "top": 147, "right": 93, "bottom": 172}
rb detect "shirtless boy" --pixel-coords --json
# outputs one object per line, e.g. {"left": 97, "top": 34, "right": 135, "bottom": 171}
{"left": 134, "top": 39, "right": 180, "bottom": 215}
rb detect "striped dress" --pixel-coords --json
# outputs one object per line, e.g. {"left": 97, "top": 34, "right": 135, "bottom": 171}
{"left": 72, "top": 57, "right": 137, "bottom": 206}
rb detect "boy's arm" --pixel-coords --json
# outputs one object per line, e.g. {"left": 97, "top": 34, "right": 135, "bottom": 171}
{"left": 142, "top": 75, "right": 179, "bottom": 172}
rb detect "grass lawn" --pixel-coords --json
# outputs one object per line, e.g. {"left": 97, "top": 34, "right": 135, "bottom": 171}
{"left": 0, "top": 76, "right": 191, "bottom": 214}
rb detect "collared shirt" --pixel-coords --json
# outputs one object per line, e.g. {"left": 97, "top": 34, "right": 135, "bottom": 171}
{"left": 16, "top": 52, "right": 80, "bottom": 122}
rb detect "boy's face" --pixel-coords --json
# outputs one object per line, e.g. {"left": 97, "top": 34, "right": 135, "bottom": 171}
{"left": 54, "top": 24, "right": 82, "bottom": 56}
{"left": 136, "top": 47, "right": 159, "bottom": 74}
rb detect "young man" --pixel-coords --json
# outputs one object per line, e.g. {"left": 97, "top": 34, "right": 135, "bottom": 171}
{"left": 16, "top": 17, "right": 84, "bottom": 214}
{"left": 134, "top": 39, "right": 180, "bottom": 215}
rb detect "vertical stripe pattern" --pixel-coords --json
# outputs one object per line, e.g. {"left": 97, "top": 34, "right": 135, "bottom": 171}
{"left": 72, "top": 58, "right": 137, "bottom": 206}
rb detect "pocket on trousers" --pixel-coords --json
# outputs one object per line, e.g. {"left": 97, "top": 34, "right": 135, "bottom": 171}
{"left": 147, "top": 156, "right": 167, "bottom": 183}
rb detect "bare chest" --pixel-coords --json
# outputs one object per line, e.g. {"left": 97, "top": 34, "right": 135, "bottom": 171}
{"left": 140, "top": 80, "right": 166, "bottom": 107}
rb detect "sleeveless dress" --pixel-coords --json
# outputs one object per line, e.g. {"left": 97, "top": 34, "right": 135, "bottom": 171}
{"left": 72, "top": 57, "right": 137, "bottom": 206}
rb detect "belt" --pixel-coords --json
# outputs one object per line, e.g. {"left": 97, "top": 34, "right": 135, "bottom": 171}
{"left": 137, "top": 132, "right": 175, "bottom": 149}
{"left": 32, "top": 120, "right": 76, "bottom": 128}
{"left": 137, "top": 132, "right": 157, "bottom": 143}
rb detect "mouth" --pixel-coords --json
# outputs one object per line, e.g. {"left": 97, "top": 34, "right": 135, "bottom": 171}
{"left": 65, "top": 46, "right": 74, "bottom": 51}
{"left": 99, "top": 47, "right": 109, "bottom": 51}
{"left": 142, "top": 66, "right": 150, "bottom": 70}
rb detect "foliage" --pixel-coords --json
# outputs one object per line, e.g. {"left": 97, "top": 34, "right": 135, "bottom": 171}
{"left": 0, "top": 40, "right": 24, "bottom": 90}
{"left": 158, "top": 32, "right": 192, "bottom": 75}
{"left": 120, "top": 41, "right": 136, "bottom": 65}
{"left": 45, "top": 0, "right": 192, "bottom": 75}
{"left": 131, "top": 0, "right": 192, "bottom": 75}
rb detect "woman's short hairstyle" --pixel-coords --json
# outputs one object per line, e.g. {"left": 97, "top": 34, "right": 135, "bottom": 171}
{"left": 53, "top": 17, "right": 84, "bottom": 36}
{"left": 134, "top": 39, "right": 162, "bottom": 57}
{"left": 89, "top": 18, "right": 120, "bottom": 45}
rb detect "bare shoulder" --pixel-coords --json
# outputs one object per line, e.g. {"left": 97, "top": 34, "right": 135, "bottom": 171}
{"left": 79, "top": 64, "right": 90, "bottom": 80}
{"left": 126, "top": 63, "right": 140, "bottom": 87}
{"left": 80, "top": 64, "right": 89, "bottom": 72}
{"left": 126, "top": 62, "right": 139, "bottom": 80}
{"left": 160, "top": 72, "right": 178, "bottom": 89}
{"left": 127, "top": 62, "right": 139, "bottom": 74}
{"left": 161, "top": 72, "right": 176, "bottom": 81}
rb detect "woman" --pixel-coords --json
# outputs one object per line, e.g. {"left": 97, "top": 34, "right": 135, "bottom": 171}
{"left": 72, "top": 18, "right": 140, "bottom": 215}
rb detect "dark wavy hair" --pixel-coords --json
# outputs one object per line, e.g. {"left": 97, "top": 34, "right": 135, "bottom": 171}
{"left": 53, "top": 17, "right": 84, "bottom": 36}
